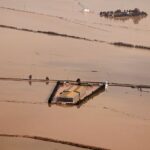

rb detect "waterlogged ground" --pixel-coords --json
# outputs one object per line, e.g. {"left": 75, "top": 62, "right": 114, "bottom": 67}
{"left": 0, "top": 137, "right": 90, "bottom": 150}
{"left": 0, "top": 0, "right": 150, "bottom": 150}
{"left": 0, "top": 80, "right": 150, "bottom": 150}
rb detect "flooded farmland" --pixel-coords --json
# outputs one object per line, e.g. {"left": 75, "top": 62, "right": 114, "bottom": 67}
{"left": 0, "top": 0, "right": 150, "bottom": 150}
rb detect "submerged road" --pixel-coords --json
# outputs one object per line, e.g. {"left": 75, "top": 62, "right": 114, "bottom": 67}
{"left": 0, "top": 77, "right": 150, "bottom": 89}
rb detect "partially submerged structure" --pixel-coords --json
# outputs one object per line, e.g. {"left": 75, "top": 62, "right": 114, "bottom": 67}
{"left": 48, "top": 80, "right": 106, "bottom": 106}
{"left": 57, "top": 86, "right": 86, "bottom": 104}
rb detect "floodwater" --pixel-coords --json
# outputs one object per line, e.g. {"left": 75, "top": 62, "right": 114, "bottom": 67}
{"left": 0, "top": 136, "right": 90, "bottom": 150}
{"left": 0, "top": 0, "right": 150, "bottom": 150}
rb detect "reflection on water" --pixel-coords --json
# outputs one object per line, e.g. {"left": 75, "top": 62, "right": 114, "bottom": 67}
{"left": 28, "top": 80, "right": 50, "bottom": 86}
{"left": 28, "top": 80, "right": 32, "bottom": 86}
{"left": 112, "top": 16, "right": 147, "bottom": 24}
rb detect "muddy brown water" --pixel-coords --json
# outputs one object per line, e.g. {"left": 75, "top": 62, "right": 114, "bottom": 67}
{"left": 0, "top": 0, "right": 150, "bottom": 150}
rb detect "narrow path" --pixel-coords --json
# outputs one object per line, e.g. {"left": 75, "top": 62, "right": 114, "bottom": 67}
{"left": 0, "top": 77, "right": 150, "bottom": 89}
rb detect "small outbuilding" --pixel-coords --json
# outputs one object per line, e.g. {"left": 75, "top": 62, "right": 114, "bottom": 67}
{"left": 57, "top": 86, "right": 86, "bottom": 104}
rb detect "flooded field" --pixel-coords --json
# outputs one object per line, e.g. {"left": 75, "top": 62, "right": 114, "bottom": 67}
{"left": 0, "top": 0, "right": 150, "bottom": 150}
{"left": 0, "top": 136, "right": 93, "bottom": 150}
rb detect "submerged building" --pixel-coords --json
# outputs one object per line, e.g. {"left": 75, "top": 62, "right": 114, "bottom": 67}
{"left": 57, "top": 86, "right": 86, "bottom": 104}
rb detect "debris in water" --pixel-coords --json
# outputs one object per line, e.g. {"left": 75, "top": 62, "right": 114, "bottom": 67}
{"left": 83, "top": 8, "right": 90, "bottom": 13}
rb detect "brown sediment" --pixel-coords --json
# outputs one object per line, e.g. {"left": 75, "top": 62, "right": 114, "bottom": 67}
{"left": 0, "top": 134, "right": 109, "bottom": 150}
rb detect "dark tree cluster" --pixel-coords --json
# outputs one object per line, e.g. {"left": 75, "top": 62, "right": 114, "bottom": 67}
{"left": 100, "top": 8, "right": 147, "bottom": 18}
